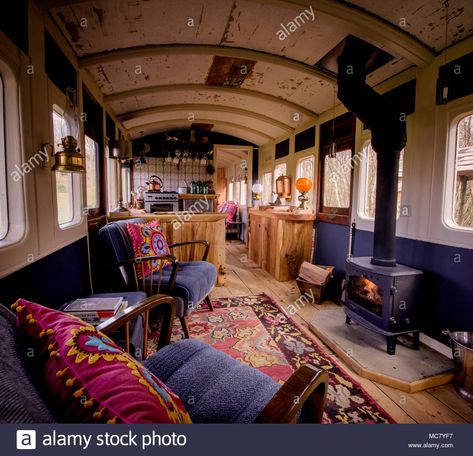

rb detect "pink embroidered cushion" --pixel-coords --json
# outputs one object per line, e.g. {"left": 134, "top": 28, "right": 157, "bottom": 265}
{"left": 13, "top": 299, "right": 191, "bottom": 424}
{"left": 126, "top": 221, "right": 171, "bottom": 278}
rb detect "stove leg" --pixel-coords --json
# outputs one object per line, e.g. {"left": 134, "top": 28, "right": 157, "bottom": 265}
{"left": 345, "top": 315, "right": 351, "bottom": 325}
{"left": 412, "top": 332, "right": 420, "bottom": 350}
{"left": 387, "top": 336, "right": 397, "bottom": 355}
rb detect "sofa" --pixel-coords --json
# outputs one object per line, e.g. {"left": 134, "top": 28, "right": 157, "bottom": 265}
{"left": 0, "top": 296, "right": 328, "bottom": 424}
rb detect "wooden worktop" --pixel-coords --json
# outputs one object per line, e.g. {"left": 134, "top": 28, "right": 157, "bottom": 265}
{"left": 109, "top": 210, "right": 226, "bottom": 222}
{"left": 249, "top": 207, "right": 316, "bottom": 221}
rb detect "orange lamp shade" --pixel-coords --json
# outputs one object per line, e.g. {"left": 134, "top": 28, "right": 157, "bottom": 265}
{"left": 296, "top": 177, "right": 312, "bottom": 192}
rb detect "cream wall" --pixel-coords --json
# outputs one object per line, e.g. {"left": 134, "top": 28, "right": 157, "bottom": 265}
{"left": 0, "top": 1, "right": 122, "bottom": 279}
{"left": 259, "top": 37, "right": 473, "bottom": 250}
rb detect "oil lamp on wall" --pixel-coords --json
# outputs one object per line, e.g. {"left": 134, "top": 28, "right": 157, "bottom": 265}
{"left": 296, "top": 177, "right": 313, "bottom": 209}
{"left": 51, "top": 87, "right": 86, "bottom": 174}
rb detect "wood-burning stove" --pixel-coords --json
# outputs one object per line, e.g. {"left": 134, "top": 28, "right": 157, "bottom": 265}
{"left": 345, "top": 257, "right": 423, "bottom": 355}
{"left": 336, "top": 37, "right": 425, "bottom": 355}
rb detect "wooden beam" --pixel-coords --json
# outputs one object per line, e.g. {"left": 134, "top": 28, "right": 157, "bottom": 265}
{"left": 127, "top": 118, "right": 274, "bottom": 143}
{"left": 118, "top": 104, "right": 294, "bottom": 133}
{"left": 105, "top": 84, "right": 317, "bottom": 119}
{"left": 34, "top": 0, "right": 91, "bottom": 9}
{"left": 254, "top": 0, "right": 435, "bottom": 67}
{"left": 78, "top": 44, "right": 336, "bottom": 83}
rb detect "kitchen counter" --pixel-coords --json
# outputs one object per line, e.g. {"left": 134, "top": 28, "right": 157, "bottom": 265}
{"left": 108, "top": 211, "right": 226, "bottom": 285}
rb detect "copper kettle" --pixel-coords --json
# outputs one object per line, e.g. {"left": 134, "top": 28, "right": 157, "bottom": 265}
{"left": 146, "top": 175, "right": 163, "bottom": 191}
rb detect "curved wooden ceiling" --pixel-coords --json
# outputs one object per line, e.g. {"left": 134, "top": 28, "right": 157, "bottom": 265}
{"left": 42, "top": 0, "right": 473, "bottom": 144}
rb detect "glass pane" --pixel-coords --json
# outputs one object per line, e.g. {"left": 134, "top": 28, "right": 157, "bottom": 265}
{"left": 263, "top": 172, "right": 272, "bottom": 204}
{"left": 228, "top": 182, "right": 234, "bottom": 201}
{"left": 274, "top": 163, "right": 287, "bottom": 188}
{"left": 297, "top": 156, "right": 315, "bottom": 205}
{"left": 323, "top": 149, "right": 352, "bottom": 208}
{"left": 454, "top": 115, "right": 473, "bottom": 228}
{"left": 361, "top": 142, "right": 404, "bottom": 219}
{"left": 0, "top": 75, "right": 7, "bottom": 239}
{"left": 240, "top": 181, "right": 247, "bottom": 205}
{"left": 52, "top": 108, "right": 74, "bottom": 226}
{"left": 85, "top": 135, "right": 100, "bottom": 209}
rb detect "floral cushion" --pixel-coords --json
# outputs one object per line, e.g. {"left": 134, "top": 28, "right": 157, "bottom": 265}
{"left": 126, "top": 221, "right": 171, "bottom": 278}
{"left": 13, "top": 299, "right": 191, "bottom": 424}
{"left": 218, "top": 202, "right": 238, "bottom": 228}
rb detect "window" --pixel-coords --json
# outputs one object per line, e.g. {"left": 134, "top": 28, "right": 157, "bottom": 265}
{"left": 318, "top": 112, "right": 356, "bottom": 223}
{"left": 262, "top": 171, "right": 272, "bottom": 204}
{"left": 240, "top": 180, "right": 247, "bottom": 205}
{"left": 235, "top": 181, "right": 241, "bottom": 205}
{"left": 0, "top": 75, "right": 7, "bottom": 240}
{"left": 296, "top": 155, "right": 315, "bottom": 206}
{"left": 450, "top": 114, "right": 473, "bottom": 229}
{"left": 359, "top": 141, "right": 404, "bottom": 219}
{"left": 52, "top": 107, "right": 74, "bottom": 226}
{"left": 228, "top": 181, "right": 234, "bottom": 201}
{"left": 0, "top": 57, "right": 26, "bottom": 247}
{"left": 274, "top": 162, "right": 287, "bottom": 188}
{"left": 322, "top": 149, "right": 352, "bottom": 210}
{"left": 85, "top": 135, "right": 100, "bottom": 209}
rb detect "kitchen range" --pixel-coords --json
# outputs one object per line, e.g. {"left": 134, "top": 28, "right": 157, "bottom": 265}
{"left": 143, "top": 191, "right": 179, "bottom": 213}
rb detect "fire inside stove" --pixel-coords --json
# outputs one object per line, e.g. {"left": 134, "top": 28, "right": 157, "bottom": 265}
{"left": 348, "top": 276, "right": 383, "bottom": 316}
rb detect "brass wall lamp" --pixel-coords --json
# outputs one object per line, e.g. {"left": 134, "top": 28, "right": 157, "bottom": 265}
{"left": 42, "top": 87, "right": 86, "bottom": 174}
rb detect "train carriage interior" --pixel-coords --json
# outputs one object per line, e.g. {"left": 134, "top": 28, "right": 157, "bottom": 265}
{"left": 0, "top": 0, "right": 473, "bottom": 427}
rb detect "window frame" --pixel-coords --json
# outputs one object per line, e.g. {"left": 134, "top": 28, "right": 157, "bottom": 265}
{"left": 443, "top": 111, "right": 473, "bottom": 232}
{"left": 0, "top": 55, "right": 26, "bottom": 248}
{"left": 357, "top": 140, "right": 405, "bottom": 222}
{"left": 0, "top": 74, "right": 7, "bottom": 240}
{"left": 296, "top": 153, "right": 316, "bottom": 208}
{"left": 49, "top": 81, "right": 83, "bottom": 231}
{"left": 262, "top": 171, "right": 273, "bottom": 205}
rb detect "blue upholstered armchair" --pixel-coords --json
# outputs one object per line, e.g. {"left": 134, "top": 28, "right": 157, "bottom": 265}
{"left": 96, "top": 218, "right": 217, "bottom": 337}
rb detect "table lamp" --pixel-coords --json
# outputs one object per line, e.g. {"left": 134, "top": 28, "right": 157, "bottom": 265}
{"left": 296, "top": 177, "right": 312, "bottom": 209}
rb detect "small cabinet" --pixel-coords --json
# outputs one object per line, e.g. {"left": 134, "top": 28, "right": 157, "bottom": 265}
{"left": 248, "top": 209, "right": 316, "bottom": 281}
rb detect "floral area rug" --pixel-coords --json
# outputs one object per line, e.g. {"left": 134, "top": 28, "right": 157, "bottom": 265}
{"left": 149, "top": 293, "right": 395, "bottom": 424}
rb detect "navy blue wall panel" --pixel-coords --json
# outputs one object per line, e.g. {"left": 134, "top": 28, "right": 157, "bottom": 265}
{"left": 0, "top": 237, "right": 90, "bottom": 309}
{"left": 315, "top": 221, "right": 473, "bottom": 341}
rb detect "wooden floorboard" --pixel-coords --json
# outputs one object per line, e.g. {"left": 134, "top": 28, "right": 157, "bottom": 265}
{"left": 210, "top": 241, "right": 472, "bottom": 424}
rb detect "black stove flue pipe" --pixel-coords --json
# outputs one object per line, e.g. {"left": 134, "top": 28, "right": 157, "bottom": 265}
{"left": 337, "top": 37, "right": 407, "bottom": 267}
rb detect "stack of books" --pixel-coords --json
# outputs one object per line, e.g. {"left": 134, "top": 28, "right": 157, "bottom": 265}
{"left": 63, "top": 297, "right": 127, "bottom": 326}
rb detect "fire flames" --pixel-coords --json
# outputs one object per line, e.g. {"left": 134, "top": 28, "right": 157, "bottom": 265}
{"left": 351, "top": 277, "right": 383, "bottom": 306}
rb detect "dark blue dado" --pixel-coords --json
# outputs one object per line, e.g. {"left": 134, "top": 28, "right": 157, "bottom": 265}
{"left": 0, "top": 238, "right": 90, "bottom": 310}
{"left": 314, "top": 221, "right": 473, "bottom": 343}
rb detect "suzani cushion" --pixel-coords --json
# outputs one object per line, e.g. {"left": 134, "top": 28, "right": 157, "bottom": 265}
{"left": 12, "top": 299, "right": 191, "bottom": 424}
{"left": 126, "top": 221, "right": 171, "bottom": 278}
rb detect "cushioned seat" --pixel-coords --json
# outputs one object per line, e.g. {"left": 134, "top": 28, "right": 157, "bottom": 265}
{"left": 148, "top": 261, "right": 217, "bottom": 309}
{"left": 96, "top": 218, "right": 217, "bottom": 320}
{"left": 143, "top": 339, "right": 281, "bottom": 423}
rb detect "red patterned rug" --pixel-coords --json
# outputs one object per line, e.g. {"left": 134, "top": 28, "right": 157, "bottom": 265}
{"left": 149, "top": 293, "right": 395, "bottom": 424}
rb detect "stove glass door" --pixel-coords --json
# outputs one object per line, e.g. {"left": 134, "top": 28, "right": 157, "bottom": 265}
{"left": 348, "top": 276, "right": 384, "bottom": 316}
